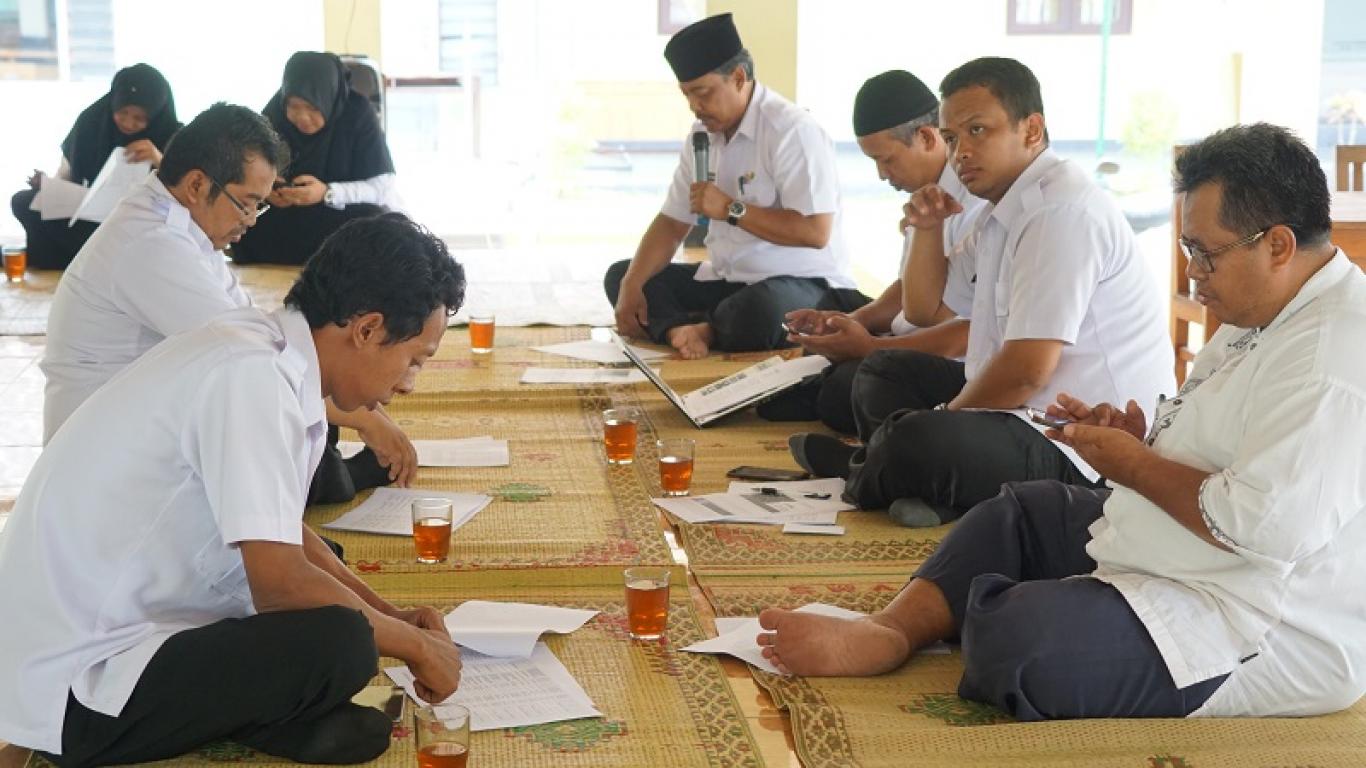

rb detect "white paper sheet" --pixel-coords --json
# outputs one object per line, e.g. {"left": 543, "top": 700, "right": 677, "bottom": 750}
{"left": 683, "top": 603, "right": 949, "bottom": 675}
{"left": 680, "top": 354, "right": 829, "bottom": 422}
{"left": 386, "top": 642, "right": 601, "bottom": 731}
{"left": 69, "top": 149, "right": 151, "bottom": 224}
{"left": 520, "top": 367, "right": 651, "bottom": 384}
{"left": 321, "top": 487, "right": 490, "bottom": 535}
{"left": 726, "top": 478, "right": 853, "bottom": 515}
{"left": 781, "top": 523, "right": 845, "bottom": 535}
{"left": 654, "top": 491, "right": 839, "bottom": 526}
{"left": 337, "top": 436, "right": 509, "bottom": 467}
{"left": 29, "top": 175, "right": 88, "bottom": 220}
{"left": 444, "top": 600, "right": 598, "bottom": 657}
{"left": 531, "top": 339, "right": 670, "bottom": 365}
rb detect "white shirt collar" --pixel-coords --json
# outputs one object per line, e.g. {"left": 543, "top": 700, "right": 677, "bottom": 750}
{"left": 146, "top": 173, "right": 218, "bottom": 257}
{"left": 272, "top": 306, "right": 326, "bottom": 428}
{"left": 988, "top": 148, "right": 1065, "bottom": 229}
{"left": 1260, "top": 249, "right": 1353, "bottom": 334}
{"left": 726, "top": 82, "right": 767, "bottom": 145}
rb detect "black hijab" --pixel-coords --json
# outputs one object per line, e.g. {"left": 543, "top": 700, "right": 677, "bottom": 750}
{"left": 61, "top": 63, "right": 180, "bottom": 185}
{"left": 262, "top": 51, "right": 394, "bottom": 183}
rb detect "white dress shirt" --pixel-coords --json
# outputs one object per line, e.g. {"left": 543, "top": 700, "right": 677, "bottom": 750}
{"left": 661, "top": 83, "right": 856, "bottom": 289}
{"left": 961, "top": 149, "right": 1175, "bottom": 479}
{"left": 1088, "top": 251, "right": 1366, "bottom": 717}
{"left": 0, "top": 307, "right": 327, "bottom": 754}
{"left": 40, "top": 174, "right": 251, "bottom": 443}
{"left": 888, "top": 164, "right": 984, "bottom": 336}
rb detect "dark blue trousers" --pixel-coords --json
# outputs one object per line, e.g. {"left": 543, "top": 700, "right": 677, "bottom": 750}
{"left": 914, "top": 480, "right": 1228, "bottom": 721}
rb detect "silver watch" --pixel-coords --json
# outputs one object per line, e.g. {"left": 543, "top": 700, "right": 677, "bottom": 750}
{"left": 726, "top": 200, "right": 747, "bottom": 226}
{"left": 323, "top": 185, "right": 335, "bottom": 206}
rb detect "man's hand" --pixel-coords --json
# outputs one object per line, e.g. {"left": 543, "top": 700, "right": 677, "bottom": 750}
{"left": 280, "top": 174, "right": 328, "bottom": 206}
{"left": 391, "top": 605, "right": 447, "bottom": 634}
{"left": 902, "top": 184, "right": 964, "bottom": 231}
{"left": 123, "top": 139, "right": 163, "bottom": 166}
{"left": 784, "top": 308, "right": 846, "bottom": 337}
{"left": 614, "top": 286, "right": 650, "bottom": 339}
{"left": 1048, "top": 392, "right": 1148, "bottom": 442}
{"left": 1052, "top": 422, "right": 1150, "bottom": 487}
{"left": 26, "top": 170, "right": 44, "bottom": 189}
{"left": 689, "top": 182, "right": 732, "bottom": 221}
{"left": 409, "top": 630, "right": 463, "bottom": 703}
{"left": 792, "top": 315, "right": 876, "bottom": 362}
{"left": 357, "top": 408, "right": 418, "bottom": 487}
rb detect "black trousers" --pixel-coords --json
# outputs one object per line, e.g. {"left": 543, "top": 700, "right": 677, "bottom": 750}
{"left": 230, "top": 203, "right": 385, "bottom": 266}
{"left": 845, "top": 350, "right": 1098, "bottom": 518}
{"left": 915, "top": 480, "right": 1228, "bottom": 720}
{"left": 10, "top": 189, "right": 99, "bottom": 270}
{"left": 603, "top": 260, "right": 837, "bottom": 351}
{"left": 307, "top": 424, "right": 393, "bottom": 507}
{"left": 51, "top": 606, "right": 390, "bottom": 767}
{"left": 813, "top": 358, "right": 861, "bottom": 435}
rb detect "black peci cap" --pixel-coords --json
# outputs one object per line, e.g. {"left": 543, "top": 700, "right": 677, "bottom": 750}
{"left": 664, "top": 13, "right": 744, "bottom": 82}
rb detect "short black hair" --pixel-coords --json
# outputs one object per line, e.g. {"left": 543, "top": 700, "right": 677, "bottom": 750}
{"left": 158, "top": 103, "right": 290, "bottom": 199}
{"left": 285, "top": 213, "right": 467, "bottom": 343}
{"left": 1175, "top": 123, "right": 1332, "bottom": 249}
{"left": 940, "top": 57, "right": 1046, "bottom": 139}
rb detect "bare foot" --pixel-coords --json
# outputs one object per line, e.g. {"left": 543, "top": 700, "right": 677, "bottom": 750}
{"left": 756, "top": 608, "right": 912, "bottom": 676}
{"left": 667, "top": 322, "right": 714, "bottom": 359}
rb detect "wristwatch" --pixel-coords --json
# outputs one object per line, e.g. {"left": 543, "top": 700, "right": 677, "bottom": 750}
{"left": 726, "top": 200, "right": 747, "bottom": 226}
{"left": 322, "top": 185, "right": 335, "bottom": 207}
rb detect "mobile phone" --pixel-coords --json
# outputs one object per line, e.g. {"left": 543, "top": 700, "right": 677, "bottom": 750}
{"left": 1025, "top": 406, "right": 1071, "bottom": 430}
{"left": 781, "top": 322, "right": 809, "bottom": 337}
{"left": 726, "top": 465, "right": 811, "bottom": 482}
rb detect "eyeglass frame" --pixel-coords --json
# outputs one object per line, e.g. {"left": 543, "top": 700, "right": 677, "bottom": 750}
{"left": 1179, "top": 227, "right": 1270, "bottom": 274}
{"left": 205, "top": 174, "right": 271, "bottom": 219}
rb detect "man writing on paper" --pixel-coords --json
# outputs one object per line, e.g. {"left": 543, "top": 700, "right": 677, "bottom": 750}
{"left": 758, "top": 70, "right": 982, "bottom": 433}
{"left": 604, "top": 13, "right": 860, "bottom": 359}
{"left": 789, "top": 58, "right": 1173, "bottom": 527}
{"left": 759, "top": 124, "right": 1366, "bottom": 721}
{"left": 41, "top": 103, "right": 418, "bottom": 504}
{"left": 0, "top": 214, "right": 466, "bottom": 764}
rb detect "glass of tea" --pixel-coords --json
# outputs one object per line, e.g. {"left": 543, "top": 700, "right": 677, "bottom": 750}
{"left": 414, "top": 705, "right": 470, "bottom": 768}
{"left": 468, "top": 313, "right": 495, "bottom": 354}
{"left": 602, "top": 408, "right": 638, "bottom": 465}
{"left": 2, "top": 247, "right": 25, "bottom": 283}
{"left": 411, "top": 498, "right": 453, "bottom": 564}
{"left": 623, "top": 566, "right": 670, "bottom": 640}
{"left": 656, "top": 438, "right": 695, "bottom": 497}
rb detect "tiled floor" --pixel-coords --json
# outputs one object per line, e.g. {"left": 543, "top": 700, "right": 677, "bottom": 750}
{"left": 0, "top": 334, "right": 44, "bottom": 535}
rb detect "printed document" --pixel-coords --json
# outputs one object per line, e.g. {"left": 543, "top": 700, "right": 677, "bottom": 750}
{"left": 444, "top": 600, "right": 598, "bottom": 658}
{"left": 337, "top": 436, "right": 509, "bottom": 467}
{"left": 532, "top": 339, "right": 669, "bottom": 365}
{"left": 321, "top": 487, "right": 490, "bottom": 536}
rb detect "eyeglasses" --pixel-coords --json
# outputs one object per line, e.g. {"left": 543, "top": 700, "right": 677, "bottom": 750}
{"left": 1179, "top": 228, "right": 1268, "bottom": 274}
{"left": 206, "top": 175, "right": 270, "bottom": 219}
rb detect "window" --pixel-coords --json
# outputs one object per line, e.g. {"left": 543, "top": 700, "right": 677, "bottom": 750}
{"left": 0, "top": 0, "right": 59, "bottom": 78}
{"left": 1007, "top": 0, "right": 1132, "bottom": 35}
{"left": 439, "top": 0, "right": 497, "bottom": 86}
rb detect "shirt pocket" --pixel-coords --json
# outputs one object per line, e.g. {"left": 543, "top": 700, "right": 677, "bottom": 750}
{"left": 193, "top": 538, "right": 252, "bottom": 607}
{"left": 737, "top": 169, "right": 777, "bottom": 208}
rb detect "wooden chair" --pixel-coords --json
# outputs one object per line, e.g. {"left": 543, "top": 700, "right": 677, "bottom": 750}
{"left": 1169, "top": 145, "right": 1220, "bottom": 386}
{"left": 1337, "top": 145, "right": 1366, "bottom": 191}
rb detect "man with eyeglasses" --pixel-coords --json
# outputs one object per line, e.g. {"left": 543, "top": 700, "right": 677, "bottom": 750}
{"left": 759, "top": 123, "right": 1366, "bottom": 721}
{"left": 41, "top": 103, "right": 419, "bottom": 506}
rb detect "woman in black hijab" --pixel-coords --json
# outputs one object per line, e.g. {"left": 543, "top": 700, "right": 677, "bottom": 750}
{"left": 230, "top": 51, "right": 397, "bottom": 265}
{"left": 9, "top": 63, "right": 180, "bottom": 270}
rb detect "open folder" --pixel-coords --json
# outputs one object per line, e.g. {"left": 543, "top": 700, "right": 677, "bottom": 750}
{"left": 610, "top": 330, "right": 829, "bottom": 428}
{"left": 28, "top": 148, "right": 152, "bottom": 226}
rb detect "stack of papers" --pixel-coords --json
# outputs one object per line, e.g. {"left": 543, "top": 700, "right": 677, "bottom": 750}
{"left": 725, "top": 478, "right": 851, "bottom": 535}
{"left": 321, "top": 487, "right": 491, "bottom": 536}
{"left": 387, "top": 643, "right": 601, "bottom": 731}
{"left": 28, "top": 148, "right": 151, "bottom": 224}
{"left": 680, "top": 603, "right": 949, "bottom": 675}
{"left": 444, "top": 600, "right": 598, "bottom": 657}
{"left": 531, "top": 339, "right": 670, "bottom": 365}
{"left": 654, "top": 486, "right": 843, "bottom": 529}
{"left": 337, "top": 435, "right": 509, "bottom": 467}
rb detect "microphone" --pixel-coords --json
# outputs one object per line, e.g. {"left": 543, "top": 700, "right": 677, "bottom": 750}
{"left": 692, "top": 130, "right": 710, "bottom": 226}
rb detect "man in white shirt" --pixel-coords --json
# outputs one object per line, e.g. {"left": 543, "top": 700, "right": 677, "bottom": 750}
{"left": 605, "top": 13, "right": 859, "bottom": 359}
{"left": 757, "top": 123, "right": 1366, "bottom": 721}
{"left": 790, "top": 58, "right": 1173, "bottom": 527}
{"left": 41, "top": 102, "right": 418, "bottom": 502}
{"left": 0, "top": 213, "right": 467, "bottom": 763}
{"left": 758, "top": 69, "right": 980, "bottom": 434}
